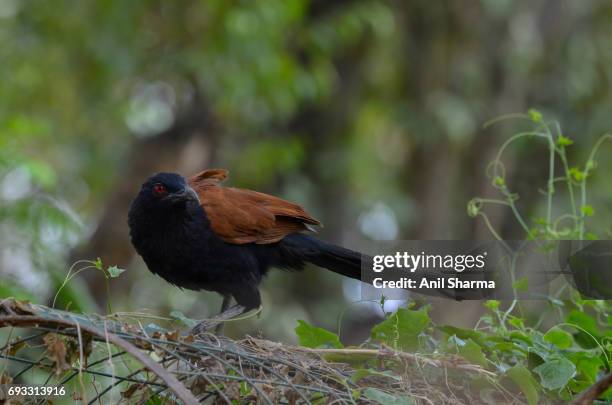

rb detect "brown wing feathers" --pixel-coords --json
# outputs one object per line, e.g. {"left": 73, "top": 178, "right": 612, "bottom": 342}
{"left": 188, "top": 169, "right": 321, "bottom": 244}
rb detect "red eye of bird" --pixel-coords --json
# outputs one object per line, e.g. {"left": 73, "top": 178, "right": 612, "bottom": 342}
{"left": 153, "top": 183, "right": 167, "bottom": 195}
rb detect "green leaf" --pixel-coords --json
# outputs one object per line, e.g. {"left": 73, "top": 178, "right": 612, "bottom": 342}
{"left": 543, "top": 328, "right": 573, "bottom": 349}
{"left": 506, "top": 365, "right": 540, "bottom": 405}
{"left": 295, "top": 320, "right": 343, "bottom": 349}
{"left": 508, "top": 317, "right": 525, "bottom": 329}
{"left": 528, "top": 109, "right": 542, "bottom": 123}
{"left": 456, "top": 338, "right": 488, "bottom": 367}
{"left": 568, "top": 352, "right": 603, "bottom": 384}
{"left": 533, "top": 356, "right": 576, "bottom": 390}
{"left": 106, "top": 265, "right": 126, "bottom": 278}
{"left": 484, "top": 300, "right": 500, "bottom": 311}
{"left": 239, "top": 380, "right": 251, "bottom": 396}
{"left": 556, "top": 135, "right": 574, "bottom": 147}
{"left": 569, "top": 167, "right": 584, "bottom": 182}
{"left": 566, "top": 310, "right": 600, "bottom": 337}
{"left": 145, "top": 395, "right": 164, "bottom": 405}
{"left": 310, "top": 392, "right": 325, "bottom": 405}
{"left": 581, "top": 205, "right": 594, "bottom": 217}
{"left": 439, "top": 325, "right": 486, "bottom": 346}
{"left": 370, "top": 308, "right": 430, "bottom": 351}
{"left": 493, "top": 176, "right": 505, "bottom": 187}
{"left": 510, "top": 331, "right": 533, "bottom": 345}
{"left": 362, "top": 388, "right": 414, "bottom": 405}
{"left": 94, "top": 257, "right": 103, "bottom": 270}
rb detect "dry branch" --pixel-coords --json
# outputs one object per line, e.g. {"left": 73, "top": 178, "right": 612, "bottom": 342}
{"left": 0, "top": 299, "right": 507, "bottom": 404}
{"left": 0, "top": 300, "right": 198, "bottom": 404}
{"left": 302, "top": 347, "right": 496, "bottom": 377}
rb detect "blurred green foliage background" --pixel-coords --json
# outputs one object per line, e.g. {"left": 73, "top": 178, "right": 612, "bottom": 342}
{"left": 2, "top": 0, "right": 612, "bottom": 343}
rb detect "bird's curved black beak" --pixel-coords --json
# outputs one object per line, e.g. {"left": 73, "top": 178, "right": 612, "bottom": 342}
{"left": 167, "top": 185, "right": 200, "bottom": 203}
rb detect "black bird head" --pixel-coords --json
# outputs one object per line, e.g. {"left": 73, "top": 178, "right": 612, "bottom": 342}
{"left": 131, "top": 172, "right": 200, "bottom": 212}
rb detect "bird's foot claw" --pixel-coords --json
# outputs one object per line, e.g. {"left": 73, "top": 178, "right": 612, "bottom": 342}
{"left": 190, "top": 321, "right": 217, "bottom": 336}
{"left": 189, "top": 305, "right": 249, "bottom": 336}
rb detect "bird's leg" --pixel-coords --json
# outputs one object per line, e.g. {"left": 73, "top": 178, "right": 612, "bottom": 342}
{"left": 214, "top": 295, "right": 232, "bottom": 334}
{"left": 219, "top": 294, "right": 232, "bottom": 313}
{"left": 190, "top": 286, "right": 261, "bottom": 336}
{"left": 191, "top": 304, "right": 249, "bottom": 336}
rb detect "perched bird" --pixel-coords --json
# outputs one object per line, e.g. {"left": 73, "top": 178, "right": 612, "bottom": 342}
{"left": 128, "top": 169, "right": 364, "bottom": 333}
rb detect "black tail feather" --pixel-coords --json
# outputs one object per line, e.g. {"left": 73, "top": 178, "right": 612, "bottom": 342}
{"left": 280, "top": 233, "right": 366, "bottom": 281}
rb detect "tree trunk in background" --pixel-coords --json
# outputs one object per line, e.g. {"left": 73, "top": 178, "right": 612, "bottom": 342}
{"left": 71, "top": 99, "right": 218, "bottom": 306}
